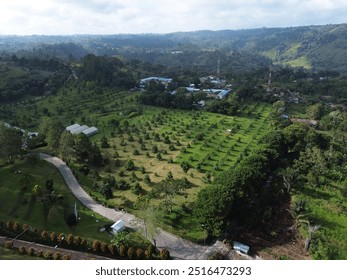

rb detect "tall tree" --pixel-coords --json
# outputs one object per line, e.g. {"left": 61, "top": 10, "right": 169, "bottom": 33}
{"left": 59, "top": 131, "right": 75, "bottom": 161}
{"left": 0, "top": 124, "right": 23, "bottom": 162}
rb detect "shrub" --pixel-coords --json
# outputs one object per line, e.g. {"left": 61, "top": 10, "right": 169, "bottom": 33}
{"left": 127, "top": 247, "right": 136, "bottom": 259}
{"left": 54, "top": 252, "right": 62, "bottom": 260}
{"left": 5, "top": 241, "right": 13, "bottom": 249}
{"left": 28, "top": 247, "right": 35, "bottom": 256}
{"left": 108, "top": 244, "right": 118, "bottom": 257}
{"left": 44, "top": 250, "right": 53, "bottom": 260}
{"left": 92, "top": 240, "right": 101, "bottom": 252}
{"left": 63, "top": 255, "right": 71, "bottom": 260}
{"left": 50, "top": 232, "right": 57, "bottom": 243}
{"left": 18, "top": 246, "right": 27, "bottom": 255}
{"left": 119, "top": 245, "right": 126, "bottom": 257}
{"left": 101, "top": 242, "right": 109, "bottom": 254}
{"left": 136, "top": 248, "right": 144, "bottom": 259}
{"left": 37, "top": 250, "right": 44, "bottom": 258}
{"left": 160, "top": 249, "right": 171, "bottom": 260}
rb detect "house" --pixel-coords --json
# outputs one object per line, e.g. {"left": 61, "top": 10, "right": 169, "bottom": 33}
{"left": 110, "top": 219, "right": 125, "bottom": 234}
{"left": 233, "top": 241, "right": 250, "bottom": 254}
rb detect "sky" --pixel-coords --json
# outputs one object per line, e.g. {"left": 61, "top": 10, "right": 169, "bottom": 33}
{"left": 0, "top": 0, "right": 346, "bottom": 35}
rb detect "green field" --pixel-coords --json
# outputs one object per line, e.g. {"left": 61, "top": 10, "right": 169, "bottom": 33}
{"left": 0, "top": 157, "right": 112, "bottom": 242}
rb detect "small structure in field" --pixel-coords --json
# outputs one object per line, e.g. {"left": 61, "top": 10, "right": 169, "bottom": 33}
{"left": 66, "top": 123, "right": 98, "bottom": 137}
{"left": 82, "top": 126, "right": 99, "bottom": 137}
{"left": 233, "top": 241, "right": 250, "bottom": 255}
{"left": 110, "top": 219, "right": 125, "bottom": 234}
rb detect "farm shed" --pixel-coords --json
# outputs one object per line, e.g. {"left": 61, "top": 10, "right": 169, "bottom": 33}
{"left": 66, "top": 123, "right": 81, "bottom": 132}
{"left": 70, "top": 125, "right": 89, "bottom": 135}
{"left": 233, "top": 241, "right": 250, "bottom": 254}
{"left": 111, "top": 219, "right": 125, "bottom": 234}
{"left": 82, "top": 126, "right": 98, "bottom": 137}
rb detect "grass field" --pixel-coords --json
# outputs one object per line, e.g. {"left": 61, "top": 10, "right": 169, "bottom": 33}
{"left": 0, "top": 157, "right": 112, "bottom": 242}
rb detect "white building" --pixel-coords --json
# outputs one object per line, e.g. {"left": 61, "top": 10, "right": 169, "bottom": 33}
{"left": 110, "top": 219, "right": 125, "bottom": 234}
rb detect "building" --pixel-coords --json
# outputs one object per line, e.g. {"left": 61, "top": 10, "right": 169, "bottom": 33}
{"left": 233, "top": 241, "right": 250, "bottom": 254}
{"left": 66, "top": 123, "right": 98, "bottom": 137}
{"left": 110, "top": 219, "right": 125, "bottom": 234}
{"left": 70, "top": 125, "right": 89, "bottom": 135}
{"left": 139, "top": 77, "right": 173, "bottom": 88}
{"left": 82, "top": 126, "right": 98, "bottom": 137}
{"left": 66, "top": 123, "right": 81, "bottom": 132}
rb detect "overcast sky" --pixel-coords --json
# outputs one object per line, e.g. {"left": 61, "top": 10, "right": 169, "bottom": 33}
{"left": 0, "top": 0, "right": 346, "bottom": 35}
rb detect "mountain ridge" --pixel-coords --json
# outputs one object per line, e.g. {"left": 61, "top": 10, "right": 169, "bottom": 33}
{"left": 1, "top": 23, "right": 347, "bottom": 73}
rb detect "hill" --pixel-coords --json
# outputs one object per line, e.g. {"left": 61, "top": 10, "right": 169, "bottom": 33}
{"left": 1, "top": 24, "right": 347, "bottom": 73}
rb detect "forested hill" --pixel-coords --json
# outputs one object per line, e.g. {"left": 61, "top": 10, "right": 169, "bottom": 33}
{"left": 1, "top": 23, "right": 347, "bottom": 73}
{"left": 166, "top": 24, "right": 347, "bottom": 73}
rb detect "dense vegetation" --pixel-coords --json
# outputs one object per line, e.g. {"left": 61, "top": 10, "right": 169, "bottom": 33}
{"left": 2, "top": 24, "right": 347, "bottom": 73}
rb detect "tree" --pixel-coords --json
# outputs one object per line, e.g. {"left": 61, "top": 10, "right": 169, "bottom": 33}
{"left": 100, "top": 136, "right": 110, "bottom": 148}
{"left": 125, "top": 159, "right": 135, "bottom": 171}
{"left": 39, "top": 117, "right": 64, "bottom": 152}
{"left": 166, "top": 171, "right": 174, "bottom": 181}
{"left": 0, "top": 124, "right": 23, "bottom": 162}
{"left": 99, "top": 184, "right": 113, "bottom": 199}
{"left": 144, "top": 174, "right": 151, "bottom": 185}
{"left": 180, "top": 161, "right": 191, "bottom": 173}
{"left": 74, "top": 133, "right": 93, "bottom": 162}
{"left": 59, "top": 131, "right": 75, "bottom": 160}
{"left": 134, "top": 198, "right": 159, "bottom": 246}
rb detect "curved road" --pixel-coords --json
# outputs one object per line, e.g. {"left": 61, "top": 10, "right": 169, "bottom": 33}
{"left": 40, "top": 153, "right": 230, "bottom": 260}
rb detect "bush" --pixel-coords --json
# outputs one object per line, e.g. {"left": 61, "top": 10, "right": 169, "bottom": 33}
{"left": 92, "top": 240, "right": 101, "bottom": 252}
{"left": 119, "top": 245, "right": 126, "bottom": 257}
{"left": 136, "top": 248, "right": 144, "bottom": 259}
{"left": 5, "top": 241, "right": 13, "bottom": 249}
{"left": 127, "top": 247, "right": 136, "bottom": 259}
{"left": 37, "top": 250, "right": 44, "bottom": 258}
{"left": 54, "top": 252, "right": 62, "bottom": 260}
{"left": 28, "top": 247, "right": 35, "bottom": 256}
{"left": 18, "top": 246, "right": 27, "bottom": 255}
{"left": 63, "top": 255, "right": 71, "bottom": 260}
{"left": 108, "top": 244, "right": 119, "bottom": 257}
{"left": 44, "top": 250, "right": 53, "bottom": 260}
{"left": 160, "top": 249, "right": 171, "bottom": 260}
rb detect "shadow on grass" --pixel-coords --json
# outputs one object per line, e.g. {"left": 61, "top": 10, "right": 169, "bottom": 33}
{"left": 23, "top": 195, "right": 37, "bottom": 219}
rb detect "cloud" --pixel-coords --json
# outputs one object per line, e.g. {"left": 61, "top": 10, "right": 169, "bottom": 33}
{"left": 0, "top": 0, "right": 346, "bottom": 35}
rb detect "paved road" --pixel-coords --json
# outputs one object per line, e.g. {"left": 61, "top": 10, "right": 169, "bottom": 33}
{"left": 40, "top": 153, "right": 227, "bottom": 260}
